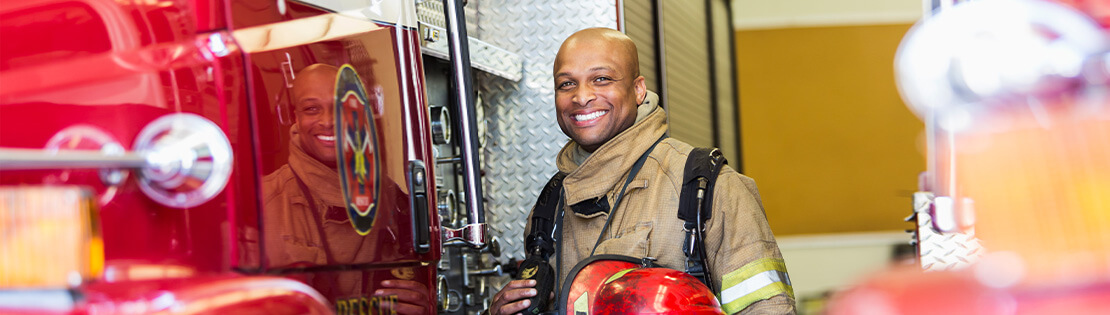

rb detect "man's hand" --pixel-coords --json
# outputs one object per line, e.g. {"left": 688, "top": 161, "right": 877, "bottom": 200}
{"left": 488, "top": 279, "right": 539, "bottom": 315}
{"left": 373, "top": 279, "right": 429, "bottom": 315}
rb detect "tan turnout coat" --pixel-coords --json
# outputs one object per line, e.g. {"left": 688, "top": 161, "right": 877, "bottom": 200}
{"left": 528, "top": 94, "right": 796, "bottom": 314}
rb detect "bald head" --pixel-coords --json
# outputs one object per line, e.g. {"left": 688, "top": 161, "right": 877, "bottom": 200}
{"left": 291, "top": 63, "right": 341, "bottom": 166}
{"left": 554, "top": 28, "right": 640, "bottom": 78}
{"left": 293, "top": 64, "right": 340, "bottom": 92}
{"left": 552, "top": 28, "right": 648, "bottom": 152}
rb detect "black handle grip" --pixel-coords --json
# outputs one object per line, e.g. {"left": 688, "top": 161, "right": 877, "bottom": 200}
{"left": 516, "top": 255, "right": 555, "bottom": 315}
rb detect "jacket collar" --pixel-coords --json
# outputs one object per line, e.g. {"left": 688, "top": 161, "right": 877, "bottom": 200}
{"left": 556, "top": 94, "right": 667, "bottom": 208}
{"left": 288, "top": 125, "right": 346, "bottom": 208}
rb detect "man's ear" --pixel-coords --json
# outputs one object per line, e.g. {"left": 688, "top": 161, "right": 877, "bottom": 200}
{"left": 634, "top": 76, "right": 647, "bottom": 105}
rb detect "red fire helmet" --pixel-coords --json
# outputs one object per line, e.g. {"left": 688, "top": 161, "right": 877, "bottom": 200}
{"left": 560, "top": 255, "right": 724, "bottom": 315}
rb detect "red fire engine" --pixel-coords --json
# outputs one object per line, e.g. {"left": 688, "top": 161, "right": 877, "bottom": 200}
{"left": 0, "top": 0, "right": 495, "bottom": 313}
{"left": 3, "top": 0, "right": 667, "bottom": 312}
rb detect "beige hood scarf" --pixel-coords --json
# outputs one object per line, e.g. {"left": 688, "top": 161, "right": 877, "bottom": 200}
{"left": 288, "top": 124, "right": 346, "bottom": 208}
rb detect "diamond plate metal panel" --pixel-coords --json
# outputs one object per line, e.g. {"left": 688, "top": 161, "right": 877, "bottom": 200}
{"left": 416, "top": 0, "right": 445, "bottom": 28}
{"left": 416, "top": 0, "right": 479, "bottom": 36}
{"left": 913, "top": 192, "right": 984, "bottom": 271}
{"left": 420, "top": 23, "right": 523, "bottom": 81}
{"left": 477, "top": 0, "right": 618, "bottom": 264}
{"left": 464, "top": 0, "right": 479, "bottom": 37}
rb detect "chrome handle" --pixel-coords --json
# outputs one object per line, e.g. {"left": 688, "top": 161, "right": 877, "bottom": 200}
{"left": 443, "top": 223, "right": 487, "bottom": 249}
{"left": 467, "top": 264, "right": 502, "bottom": 277}
{"left": 0, "top": 113, "right": 232, "bottom": 208}
{"left": 0, "top": 148, "right": 146, "bottom": 170}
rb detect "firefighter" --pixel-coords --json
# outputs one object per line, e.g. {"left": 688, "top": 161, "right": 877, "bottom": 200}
{"left": 261, "top": 64, "right": 429, "bottom": 314}
{"left": 488, "top": 28, "right": 795, "bottom": 315}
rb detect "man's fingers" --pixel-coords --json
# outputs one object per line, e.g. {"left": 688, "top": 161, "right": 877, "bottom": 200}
{"left": 490, "top": 281, "right": 538, "bottom": 315}
{"left": 496, "top": 298, "right": 531, "bottom": 315}
{"left": 503, "top": 279, "right": 537, "bottom": 290}
{"left": 373, "top": 281, "right": 430, "bottom": 315}
{"left": 502, "top": 288, "right": 538, "bottom": 302}
{"left": 492, "top": 288, "right": 537, "bottom": 315}
{"left": 374, "top": 288, "right": 425, "bottom": 304}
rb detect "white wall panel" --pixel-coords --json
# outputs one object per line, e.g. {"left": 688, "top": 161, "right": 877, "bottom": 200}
{"left": 733, "top": 0, "right": 922, "bottom": 30}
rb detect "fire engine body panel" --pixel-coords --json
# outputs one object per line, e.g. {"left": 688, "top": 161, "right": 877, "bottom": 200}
{"left": 0, "top": 0, "right": 733, "bottom": 313}
{"left": 1, "top": 0, "right": 439, "bottom": 313}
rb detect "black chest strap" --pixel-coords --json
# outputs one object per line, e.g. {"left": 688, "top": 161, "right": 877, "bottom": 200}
{"left": 524, "top": 147, "right": 727, "bottom": 296}
{"left": 525, "top": 172, "right": 567, "bottom": 260}
{"left": 678, "top": 148, "right": 727, "bottom": 293}
{"left": 520, "top": 172, "right": 567, "bottom": 314}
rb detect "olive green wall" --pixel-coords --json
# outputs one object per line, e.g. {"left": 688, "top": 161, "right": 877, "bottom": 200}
{"left": 736, "top": 24, "right": 925, "bottom": 235}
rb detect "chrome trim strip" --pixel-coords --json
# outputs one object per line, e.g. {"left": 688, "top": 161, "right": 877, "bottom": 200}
{"left": 0, "top": 148, "right": 145, "bottom": 170}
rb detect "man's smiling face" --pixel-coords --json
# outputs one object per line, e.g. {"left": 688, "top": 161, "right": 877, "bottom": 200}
{"left": 293, "top": 64, "right": 340, "bottom": 167}
{"left": 553, "top": 28, "right": 646, "bottom": 153}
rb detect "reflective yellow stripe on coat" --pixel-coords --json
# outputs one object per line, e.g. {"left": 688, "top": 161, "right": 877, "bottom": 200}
{"left": 719, "top": 257, "right": 794, "bottom": 314}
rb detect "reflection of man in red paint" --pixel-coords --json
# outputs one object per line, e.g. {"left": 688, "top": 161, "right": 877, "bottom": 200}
{"left": 293, "top": 64, "right": 340, "bottom": 168}
{"left": 262, "top": 63, "right": 428, "bottom": 314}
{"left": 263, "top": 64, "right": 357, "bottom": 267}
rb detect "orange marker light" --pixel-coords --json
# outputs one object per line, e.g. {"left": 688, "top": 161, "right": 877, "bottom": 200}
{"left": 0, "top": 187, "right": 103, "bottom": 288}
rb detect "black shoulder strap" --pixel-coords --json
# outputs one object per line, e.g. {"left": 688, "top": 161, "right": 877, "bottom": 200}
{"left": 525, "top": 172, "right": 568, "bottom": 259}
{"left": 678, "top": 148, "right": 726, "bottom": 293}
{"left": 678, "top": 148, "right": 726, "bottom": 222}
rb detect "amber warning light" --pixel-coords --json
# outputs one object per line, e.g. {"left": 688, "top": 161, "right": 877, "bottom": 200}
{"left": 0, "top": 187, "right": 103, "bottom": 288}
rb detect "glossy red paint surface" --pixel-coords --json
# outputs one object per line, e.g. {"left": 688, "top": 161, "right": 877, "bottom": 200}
{"left": 1, "top": 0, "right": 249, "bottom": 274}
{"left": 593, "top": 268, "right": 724, "bottom": 315}
{"left": 1, "top": 0, "right": 439, "bottom": 312}
{"left": 402, "top": 13, "right": 441, "bottom": 258}
{"left": 827, "top": 267, "right": 1110, "bottom": 315}
{"left": 1058, "top": 0, "right": 1110, "bottom": 26}
{"left": 78, "top": 274, "right": 332, "bottom": 314}
{"left": 2, "top": 274, "right": 331, "bottom": 315}
{"left": 229, "top": 0, "right": 438, "bottom": 304}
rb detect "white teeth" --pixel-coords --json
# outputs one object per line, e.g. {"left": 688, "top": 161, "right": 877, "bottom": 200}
{"left": 317, "top": 135, "right": 335, "bottom": 141}
{"left": 575, "top": 111, "right": 607, "bottom": 121}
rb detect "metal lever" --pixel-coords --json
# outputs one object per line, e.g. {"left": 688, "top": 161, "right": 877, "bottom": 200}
{"left": 485, "top": 235, "right": 501, "bottom": 257}
{"left": 443, "top": 223, "right": 488, "bottom": 249}
{"left": 0, "top": 113, "right": 233, "bottom": 208}
{"left": 467, "top": 264, "right": 502, "bottom": 277}
{"left": 444, "top": 235, "right": 501, "bottom": 257}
